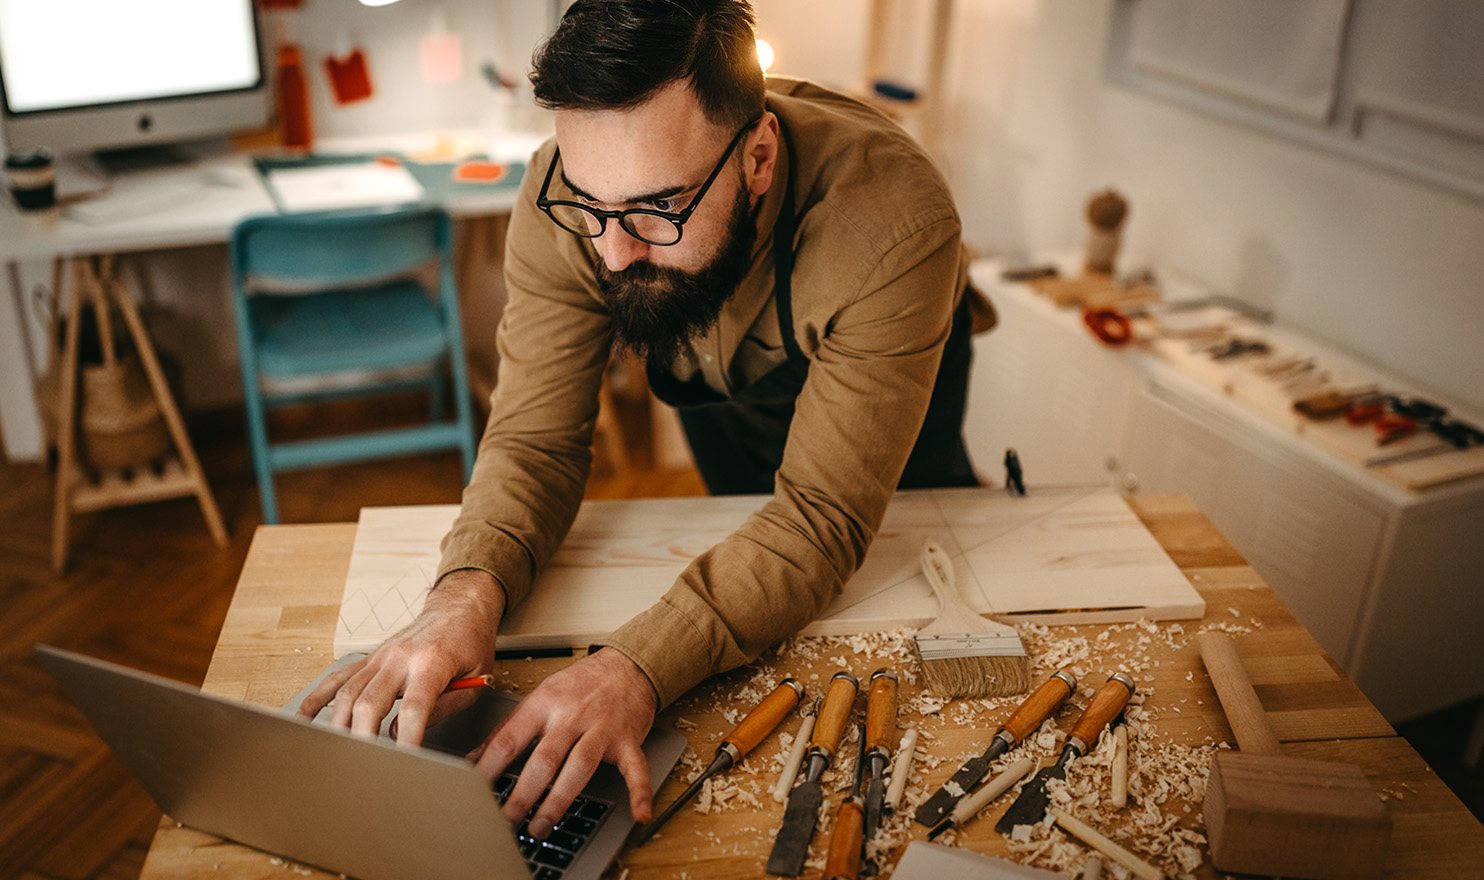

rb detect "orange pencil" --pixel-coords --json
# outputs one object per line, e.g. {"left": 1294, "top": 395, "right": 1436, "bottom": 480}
{"left": 444, "top": 674, "right": 494, "bottom": 693}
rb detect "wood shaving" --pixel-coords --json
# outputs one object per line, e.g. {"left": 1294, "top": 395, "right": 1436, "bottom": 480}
{"left": 659, "top": 618, "right": 1218, "bottom": 878}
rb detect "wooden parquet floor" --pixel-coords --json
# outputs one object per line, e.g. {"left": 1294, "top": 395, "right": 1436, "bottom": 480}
{"left": 0, "top": 392, "right": 702, "bottom": 880}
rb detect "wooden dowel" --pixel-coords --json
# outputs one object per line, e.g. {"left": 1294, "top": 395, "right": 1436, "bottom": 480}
{"left": 773, "top": 712, "right": 815, "bottom": 803}
{"left": 1050, "top": 808, "right": 1165, "bottom": 880}
{"left": 885, "top": 727, "right": 917, "bottom": 810}
{"left": 1197, "top": 631, "right": 1281, "bottom": 756}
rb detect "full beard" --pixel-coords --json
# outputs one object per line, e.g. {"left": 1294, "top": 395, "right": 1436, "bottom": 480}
{"left": 597, "top": 181, "right": 758, "bottom": 370}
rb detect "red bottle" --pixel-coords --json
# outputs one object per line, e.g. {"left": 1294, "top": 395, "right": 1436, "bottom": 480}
{"left": 276, "top": 43, "right": 313, "bottom": 151}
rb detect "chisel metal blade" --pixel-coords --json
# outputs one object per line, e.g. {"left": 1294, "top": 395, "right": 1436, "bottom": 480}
{"left": 994, "top": 672, "right": 1134, "bottom": 835}
{"left": 913, "top": 746, "right": 1001, "bottom": 828}
{"left": 914, "top": 670, "right": 1077, "bottom": 828}
{"left": 992, "top": 760, "right": 1066, "bottom": 833}
{"left": 864, "top": 775, "right": 885, "bottom": 838}
{"left": 766, "top": 670, "right": 858, "bottom": 877}
{"left": 766, "top": 779, "right": 824, "bottom": 876}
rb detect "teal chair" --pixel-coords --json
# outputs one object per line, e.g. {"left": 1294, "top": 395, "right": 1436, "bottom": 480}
{"left": 229, "top": 206, "right": 477, "bottom": 523}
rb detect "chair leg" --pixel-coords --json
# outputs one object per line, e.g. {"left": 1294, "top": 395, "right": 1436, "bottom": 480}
{"left": 429, "top": 364, "right": 446, "bottom": 423}
{"left": 244, "top": 396, "right": 279, "bottom": 525}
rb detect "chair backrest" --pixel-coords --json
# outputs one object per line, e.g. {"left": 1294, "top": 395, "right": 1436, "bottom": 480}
{"left": 230, "top": 206, "right": 452, "bottom": 290}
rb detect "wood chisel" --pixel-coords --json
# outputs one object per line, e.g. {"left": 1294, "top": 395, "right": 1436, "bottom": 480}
{"left": 913, "top": 670, "right": 1077, "bottom": 827}
{"left": 766, "top": 669, "right": 858, "bottom": 876}
{"left": 925, "top": 756, "right": 1035, "bottom": 840}
{"left": 823, "top": 722, "right": 868, "bottom": 880}
{"left": 861, "top": 668, "right": 898, "bottom": 838}
{"left": 634, "top": 677, "right": 804, "bottom": 845}
{"left": 994, "top": 672, "right": 1135, "bottom": 834}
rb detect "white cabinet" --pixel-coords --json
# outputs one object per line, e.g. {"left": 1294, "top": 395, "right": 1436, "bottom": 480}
{"left": 965, "top": 260, "right": 1484, "bottom": 722}
{"left": 963, "top": 270, "right": 1135, "bottom": 490}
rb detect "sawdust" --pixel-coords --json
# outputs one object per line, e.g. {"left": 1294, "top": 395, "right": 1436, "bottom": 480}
{"left": 657, "top": 618, "right": 1240, "bottom": 879}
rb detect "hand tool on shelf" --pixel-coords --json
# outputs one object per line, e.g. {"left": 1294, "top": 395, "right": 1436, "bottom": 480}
{"left": 766, "top": 669, "right": 859, "bottom": 876}
{"left": 994, "top": 672, "right": 1135, "bottom": 834}
{"left": 925, "top": 756, "right": 1034, "bottom": 840}
{"left": 823, "top": 722, "right": 868, "bottom": 880}
{"left": 1198, "top": 631, "right": 1390, "bottom": 880}
{"left": 913, "top": 670, "right": 1077, "bottom": 827}
{"left": 634, "top": 677, "right": 804, "bottom": 845}
{"left": 861, "top": 668, "right": 898, "bottom": 838}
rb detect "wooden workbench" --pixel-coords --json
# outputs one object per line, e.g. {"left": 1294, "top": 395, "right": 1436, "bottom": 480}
{"left": 137, "top": 495, "right": 1484, "bottom": 879}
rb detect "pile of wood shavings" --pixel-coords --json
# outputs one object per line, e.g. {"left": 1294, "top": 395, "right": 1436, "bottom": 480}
{"left": 651, "top": 617, "right": 1261, "bottom": 878}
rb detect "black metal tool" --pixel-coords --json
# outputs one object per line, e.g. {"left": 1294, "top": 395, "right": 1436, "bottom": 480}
{"left": 913, "top": 670, "right": 1077, "bottom": 827}
{"left": 1004, "top": 448, "right": 1027, "bottom": 497}
{"left": 634, "top": 678, "right": 804, "bottom": 845}
{"left": 861, "top": 668, "right": 899, "bottom": 839}
{"left": 766, "top": 670, "right": 859, "bottom": 876}
{"left": 994, "top": 672, "right": 1134, "bottom": 834}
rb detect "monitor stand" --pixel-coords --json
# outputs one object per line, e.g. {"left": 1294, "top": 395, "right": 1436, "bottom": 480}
{"left": 90, "top": 144, "right": 195, "bottom": 176}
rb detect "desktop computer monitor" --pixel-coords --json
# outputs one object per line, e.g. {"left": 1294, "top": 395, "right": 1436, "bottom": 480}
{"left": 0, "top": 0, "right": 269, "bottom": 165}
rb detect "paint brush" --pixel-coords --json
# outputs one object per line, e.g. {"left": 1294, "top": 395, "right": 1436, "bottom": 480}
{"left": 915, "top": 539, "right": 1030, "bottom": 699}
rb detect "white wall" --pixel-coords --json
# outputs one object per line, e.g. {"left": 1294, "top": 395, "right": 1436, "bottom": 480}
{"left": 933, "top": 0, "right": 1484, "bottom": 414}
{"left": 8, "top": 0, "right": 1482, "bottom": 460}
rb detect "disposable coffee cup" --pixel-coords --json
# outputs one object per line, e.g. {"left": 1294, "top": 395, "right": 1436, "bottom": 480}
{"left": 5, "top": 147, "right": 57, "bottom": 211}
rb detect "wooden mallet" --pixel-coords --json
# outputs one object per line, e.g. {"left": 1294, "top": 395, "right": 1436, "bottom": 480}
{"left": 1198, "top": 631, "right": 1391, "bottom": 879}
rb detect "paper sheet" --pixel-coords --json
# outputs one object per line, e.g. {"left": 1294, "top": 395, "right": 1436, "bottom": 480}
{"left": 264, "top": 161, "right": 423, "bottom": 213}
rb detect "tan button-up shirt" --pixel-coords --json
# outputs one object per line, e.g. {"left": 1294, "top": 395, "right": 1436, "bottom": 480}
{"left": 438, "top": 77, "right": 967, "bottom": 707}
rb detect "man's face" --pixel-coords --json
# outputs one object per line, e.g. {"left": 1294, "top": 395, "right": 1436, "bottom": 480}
{"left": 553, "top": 83, "right": 776, "bottom": 367}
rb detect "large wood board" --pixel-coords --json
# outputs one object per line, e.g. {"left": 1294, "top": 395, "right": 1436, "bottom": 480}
{"left": 334, "top": 487, "right": 1204, "bottom": 656}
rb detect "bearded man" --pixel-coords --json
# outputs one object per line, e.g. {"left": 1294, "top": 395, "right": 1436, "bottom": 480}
{"left": 302, "top": 0, "right": 983, "bottom": 840}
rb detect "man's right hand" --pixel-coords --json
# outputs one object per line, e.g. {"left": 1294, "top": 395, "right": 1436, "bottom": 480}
{"left": 296, "top": 569, "right": 506, "bottom": 746}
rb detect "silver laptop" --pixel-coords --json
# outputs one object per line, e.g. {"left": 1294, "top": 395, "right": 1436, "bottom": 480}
{"left": 35, "top": 644, "right": 688, "bottom": 880}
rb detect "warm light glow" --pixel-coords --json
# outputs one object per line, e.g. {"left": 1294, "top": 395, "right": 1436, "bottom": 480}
{"left": 756, "top": 38, "right": 774, "bottom": 73}
{"left": 359, "top": 0, "right": 401, "bottom": 6}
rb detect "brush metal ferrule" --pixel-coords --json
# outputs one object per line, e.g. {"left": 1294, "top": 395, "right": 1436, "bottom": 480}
{"left": 914, "top": 630, "right": 1025, "bottom": 661}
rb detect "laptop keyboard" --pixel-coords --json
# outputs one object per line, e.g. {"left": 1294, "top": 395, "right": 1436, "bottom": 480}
{"left": 493, "top": 772, "right": 612, "bottom": 880}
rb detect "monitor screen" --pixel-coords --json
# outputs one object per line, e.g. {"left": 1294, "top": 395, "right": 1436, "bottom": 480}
{"left": 0, "top": 0, "right": 268, "bottom": 159}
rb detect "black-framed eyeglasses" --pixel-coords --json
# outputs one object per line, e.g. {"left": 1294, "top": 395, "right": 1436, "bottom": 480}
{"left": 536, "top": 117, "right": 760, "bottom": 247}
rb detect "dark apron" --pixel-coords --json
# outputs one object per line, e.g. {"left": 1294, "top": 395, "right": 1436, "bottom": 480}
{"left": 646, "top": 132, "right": 977, "bottom": 496}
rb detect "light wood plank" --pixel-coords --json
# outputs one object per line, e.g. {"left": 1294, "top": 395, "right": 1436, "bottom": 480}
{"left": 336, "top": 487, "right": 1204, "bottom": 656}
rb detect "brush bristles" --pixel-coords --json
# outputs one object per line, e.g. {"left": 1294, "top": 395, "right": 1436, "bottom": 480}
{"left": 919, "top": 654, "right": 1032, "bottom": 698}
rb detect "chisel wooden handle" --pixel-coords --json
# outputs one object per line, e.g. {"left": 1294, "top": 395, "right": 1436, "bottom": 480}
{"left": 723, "top": 678, "right": 805, "bottom": 758}
{"left": 1068, "top": 673, "right": 1135, "bottom": 752}
{"left": 865, "top": 668, "right": 899, "bottom": 755}
{"left": 999, "top": 670, "right": 1076, "bottom": 743}
{"left": 1198, "top": 630, "right": 1281, "bottom": 756}
{"left": 812, "top": 671, "right": 860, "bottom": 757}
{"left": 823, "top": 800, "right": 864, "bottom": 880}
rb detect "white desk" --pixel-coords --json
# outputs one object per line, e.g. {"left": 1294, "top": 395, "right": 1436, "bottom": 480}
{"left": 0, "top": 133, "right": 533, "bottom": 461}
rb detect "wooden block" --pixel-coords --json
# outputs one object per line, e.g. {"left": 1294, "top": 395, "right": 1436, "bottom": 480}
{"left": 1205, "top": 751, "right": 1391, "bottom": 880}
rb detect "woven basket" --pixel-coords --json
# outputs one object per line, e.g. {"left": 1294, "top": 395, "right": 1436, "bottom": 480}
{"left": 34, "top": 351, "right": 171, "bottom": 473}
{"left": 78, "top": 354, "right": 170, "bottom": 471}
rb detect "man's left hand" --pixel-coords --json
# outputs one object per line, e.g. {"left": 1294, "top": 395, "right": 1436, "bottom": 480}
{"left": 471, "top": 648, "right": 659, "bottom": 839}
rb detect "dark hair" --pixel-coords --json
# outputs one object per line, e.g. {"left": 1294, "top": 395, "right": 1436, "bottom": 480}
{"left": 530, "top": 0, "right": 765, "bottom": 131}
